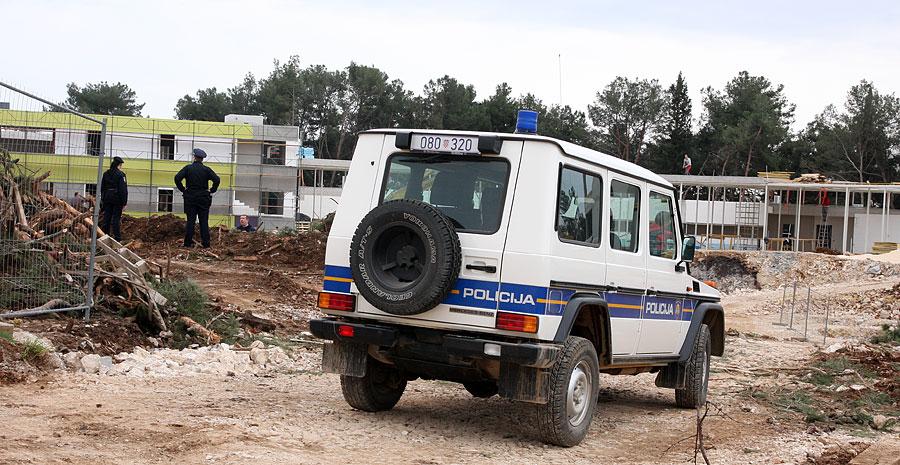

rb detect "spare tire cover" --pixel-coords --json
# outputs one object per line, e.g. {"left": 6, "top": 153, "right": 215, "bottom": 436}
{"left": 349, "top": 199, "right": 461, "bottom": 315}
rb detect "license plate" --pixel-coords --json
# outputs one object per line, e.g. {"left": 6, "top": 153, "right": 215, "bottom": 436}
{"left": 410, "top": 134, "right": 478, "bottom": 154}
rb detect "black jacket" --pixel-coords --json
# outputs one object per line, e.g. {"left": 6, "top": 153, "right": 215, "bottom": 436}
{"left": 100, "top": 168, "right": 128, "bottom": 206}
{"left": 175, "top": 161, "right": 220, "bottom": 203}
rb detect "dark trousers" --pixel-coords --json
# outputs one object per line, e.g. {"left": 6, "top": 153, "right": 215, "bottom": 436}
{"left": 101, "top": 203, "right": 123, "bottom": 241}
{"left": 184, "top": 201, "right": 210, "bottom": 247}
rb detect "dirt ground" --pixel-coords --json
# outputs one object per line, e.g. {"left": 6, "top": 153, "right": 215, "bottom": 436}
{"left": 1, "top": 254, "right": 898, "bottom": 464}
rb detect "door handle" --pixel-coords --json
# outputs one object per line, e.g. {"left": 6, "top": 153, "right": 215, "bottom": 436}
{"left": 465, "top": 264, "right": 497, "bottom": 273}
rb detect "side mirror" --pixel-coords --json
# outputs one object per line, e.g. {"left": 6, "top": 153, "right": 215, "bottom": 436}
{"left": 682, "top": 236, "right": 697, "bottom": 263}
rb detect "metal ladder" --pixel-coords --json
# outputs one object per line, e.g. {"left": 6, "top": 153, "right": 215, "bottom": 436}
{"left": 734, "top": 194, "right": 761, "bottom": 250}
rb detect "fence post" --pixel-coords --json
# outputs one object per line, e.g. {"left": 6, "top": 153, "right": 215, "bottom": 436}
{"left": 775, "top": 283, "right": 788, "bottom": 325}
{"left": 823, "top": 304, "right": 831, "bottom": 345}
{"left": 85, "top": 118, "right": 107, "bottom": 322}
{"left": 803, "top": 287, "right": 811, "bottom": 340}
{"left": 788, "top": 281, "right": 797, "bottom": 329}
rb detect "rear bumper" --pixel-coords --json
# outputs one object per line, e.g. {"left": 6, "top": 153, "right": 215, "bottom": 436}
{"left": 309, "top": 318, "right": 560, "bottom": 368}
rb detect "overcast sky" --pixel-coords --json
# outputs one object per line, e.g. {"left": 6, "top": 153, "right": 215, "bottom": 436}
{"left": 3, "top": 0, "right": 899, "bottom": 128}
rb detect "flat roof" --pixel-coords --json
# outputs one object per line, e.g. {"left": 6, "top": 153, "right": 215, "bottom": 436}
{"left": 663, "top": 174, "right": 900, "bottom": 192}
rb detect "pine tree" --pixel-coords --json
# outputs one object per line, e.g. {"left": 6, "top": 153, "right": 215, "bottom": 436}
{"left": 659, "top": 72, "right": 693, "bottom": 173}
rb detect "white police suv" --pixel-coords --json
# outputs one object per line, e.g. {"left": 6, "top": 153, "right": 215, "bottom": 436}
{"left": 310, "top": 111, "right": 724, "bottom": 447}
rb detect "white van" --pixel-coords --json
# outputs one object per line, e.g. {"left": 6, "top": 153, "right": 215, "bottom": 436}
{"left": 310, "top": 120, "right": 724, "bottom": 446}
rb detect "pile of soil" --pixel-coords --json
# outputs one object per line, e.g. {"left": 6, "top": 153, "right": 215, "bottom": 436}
{"left": 15, "top": 309, "right": 157, "bottom": 356}
{"left": 0, "top": 338, "right": 41, "bottom": 384}
{"left": 121, "top": 214, "right": 186, "bottom": 242}
{"left": 214, "top": 231, "right": 327, "bottom": 270}
{"left": 692, "top": 252, "right": 760, "bottom": 293}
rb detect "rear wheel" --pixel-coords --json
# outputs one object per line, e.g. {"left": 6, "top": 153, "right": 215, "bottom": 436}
{"left": 676, "top": 324, "right": 710, "bottom": 408}
{"left": 536, "top": 336, "right": 599, "bottom": 447}
{"left": 463, "top": 381, "right": 498, "bottom": 398}
{"left": 340, "top": 357, "right": 407, "bottom": 412}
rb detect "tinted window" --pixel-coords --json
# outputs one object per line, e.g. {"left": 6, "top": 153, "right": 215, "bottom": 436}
{"left": 649, "top": 192, "right": 677, "bottom": 259}
{"left": 610, "top": 180, "right": 640, "bottom": 252}
{"left": 381, "top": 154, "right": 509, "bottom": 234}
{"left": 557, "top": 166, "right": 603, "bottom": 245}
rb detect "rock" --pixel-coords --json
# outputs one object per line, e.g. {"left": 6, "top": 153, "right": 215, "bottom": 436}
{"left": 0, "top": 321, "right": 13, "bottom": 331}
{"left": 824, "top": 342, "right": 848, "bottom": 354}
{"left": 12, "top": 330, "right": 54, "bottom": 351}
{"left": 849, "top": 384, "right": 866, "bottom": 391}
{"left": 148, "top": 337, "right": 160, "bottom": 348}
{"left": 849, "top": 438, "right": 900, "bottom": 465}
{"left": 78, "top": 339, "right": 95, "bottom": 352}
{"left": 132, "top": 346, "right": 151, "bottom": 359}
{"left": 159, "top": 331, "right": 173, "bottom": 339}
{"left": 267, "top": 347, "right": 289, "bottom": 366}
{"left": 865, "top": 263, "right": 882, "bottom": 275}
{"left": 97, "top": 356, "right": 113, "bottom": 374}
{"left": 45, "top": 353, "right": 65, "bottom": 370}
{"left": 836, "top": 385, "right": 849, "bottom": 393}
{"left": 871, "top": 414, "right": 888, "bottom": 430}
{"left": 249, "top": 347, "right": 268, "bottom": 365}
{"left": 249, "top": 340, "right": 265, "bottom": 350}
{"left": 80, "top": 354, "right": 102, "bottom": 374}
{"left": 62, "top": 351, "right": 83, "bottom": 370}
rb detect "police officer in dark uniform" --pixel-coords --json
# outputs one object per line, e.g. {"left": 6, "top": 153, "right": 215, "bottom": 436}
{"left": 100, "top": 156, "right": 128, "bottom": 241}
{"left": 175, "top": 148, "right": 220, "bottom": 248}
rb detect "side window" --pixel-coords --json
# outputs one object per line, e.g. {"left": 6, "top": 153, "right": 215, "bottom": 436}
{"left": 557, "top": 166, "right": 603, "bottom": 245}
{"left": 609, "top": 180, "right": 640, "bottom": 252}
{"left": 649, "top": 192, "right": 678, "bottom": 259}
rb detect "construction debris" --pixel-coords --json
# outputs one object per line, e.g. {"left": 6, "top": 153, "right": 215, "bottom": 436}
{"left": 0, "top": 147, "right": 166, "bottom": 329}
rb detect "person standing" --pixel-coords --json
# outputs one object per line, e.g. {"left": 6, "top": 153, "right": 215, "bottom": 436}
{"left": 100, "top": 156, "right": 128, "bottom": 241}
{"left": 682, "top": 153, "right": 692, "bottom": 175}
{"left": 175, "top": 148, "right": 220, "bottom": 248}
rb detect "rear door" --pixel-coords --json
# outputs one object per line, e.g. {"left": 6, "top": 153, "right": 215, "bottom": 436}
{"left": 605, "top": 177, "right": 647, "bottom": 355}
{"left": 355, "top": 135, "right": 524, "bottom": 330}
{"left": 638, "top": 189, "right": 689, "bottom": 355}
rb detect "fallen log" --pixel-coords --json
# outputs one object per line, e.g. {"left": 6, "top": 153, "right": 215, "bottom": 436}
{"left": 179, "top": 316, "right": 221, "bottom": 344}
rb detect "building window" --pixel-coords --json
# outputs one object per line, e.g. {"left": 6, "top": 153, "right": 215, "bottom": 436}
{"left": 321, "top": 170, "right": 346, "bottom": 188}
{"left": 262, "top": 141, "right": 286, "bottom": 165}
{"left": 301, "top": 169, "right": 316, "bottom": 187}
{"left": 84, "top": 183, "right": 97, "bottom": 197}
{"left": 610, "top": 180, "right": 641, "bottom": 253}
{"left": 159, "top": 134, "right": 175, "bottom": 160}
{"left": 556, "top": 166, "right": 602, "bottom": 245}
{"left": 87, "top": 130, "right": 102, "bottom": 156}
{"left": 0, "top": 126, "right": 55, "bottom": 154}
{"left": 157, "top": 188, "right": 174, "bottom": 212}
{"left": 260, "top": 191, "right": 284, "bottom": 215}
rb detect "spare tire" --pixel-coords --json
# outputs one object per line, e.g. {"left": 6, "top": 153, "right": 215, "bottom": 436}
{"left": 350, "top": 199, "right": 461, "bottom": 315}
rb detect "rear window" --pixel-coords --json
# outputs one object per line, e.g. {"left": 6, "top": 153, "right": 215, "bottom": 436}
{"left": 380, "top": 154, "right": 510, "bottom": 234}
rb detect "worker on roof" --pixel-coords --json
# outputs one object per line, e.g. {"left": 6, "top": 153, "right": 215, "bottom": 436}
{"left": 175, "top": 148, "right": 220, "bottom": 248}
{"left": 100, "top": 156, "right": 128, "bottom": 241}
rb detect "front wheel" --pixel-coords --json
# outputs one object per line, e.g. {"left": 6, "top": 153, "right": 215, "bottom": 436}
{"left": 340, "top": 357, "right": 407, "bottom": 412}
{"left": 676, "top": 324, "right": 711, "bottom": 408}
{"left": 536, "top": 336, "right": 599, "bottom": 447}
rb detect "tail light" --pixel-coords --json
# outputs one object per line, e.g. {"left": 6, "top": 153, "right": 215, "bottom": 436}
{"left": 496, "top": 311, "right": 538, "bottom": 333}
{"left": 318, "top": 292, "right": 356, "bottom": 312}
{"left": 337, "top": 325, "right": 355, "bottom": 338}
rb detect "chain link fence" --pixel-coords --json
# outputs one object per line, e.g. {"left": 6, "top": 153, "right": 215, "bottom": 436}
{"left": 0, "top": 80, "right": 105, "bottom": 319}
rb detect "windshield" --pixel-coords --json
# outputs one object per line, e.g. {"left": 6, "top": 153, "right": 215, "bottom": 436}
{"left": 380, "top": 154, "right": 510, "bottom": 234}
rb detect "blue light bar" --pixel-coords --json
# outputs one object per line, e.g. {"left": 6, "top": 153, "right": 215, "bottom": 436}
{"left": 515, "top": 109, "right": 538, "bottom": 134}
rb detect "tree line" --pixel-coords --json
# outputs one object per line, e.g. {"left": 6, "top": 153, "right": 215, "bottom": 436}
{"left": 61, "top": 56, "right": 900, "bottom": 183}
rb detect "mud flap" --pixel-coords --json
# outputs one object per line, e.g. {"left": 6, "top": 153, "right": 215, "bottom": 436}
{"left": 498, "top": 362, "right": 550, "bottom": 404}
{"left": 322, "top": 341, "right": 367, "bottom": 377}
{"left": 655, "top": 361, "right": 686, "bottom": 389}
